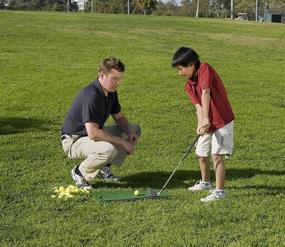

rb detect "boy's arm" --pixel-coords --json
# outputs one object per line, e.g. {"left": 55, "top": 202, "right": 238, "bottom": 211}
{"left": 195, "top": 104, "right": 203, "bottom": 134}
{"left": 200, "top": 88, "right": 211, "bottom": 134}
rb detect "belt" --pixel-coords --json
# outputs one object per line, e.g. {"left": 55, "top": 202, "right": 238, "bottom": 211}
{"left": 61, "top": 134, "right": 81, "bottom": 142}
{"left": 61, "top": 134, "right": 70, "bottom": 141}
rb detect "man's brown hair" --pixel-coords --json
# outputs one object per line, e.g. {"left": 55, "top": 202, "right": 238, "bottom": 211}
{"left": 99, "top": 57, "right": 125, "bottom": 74}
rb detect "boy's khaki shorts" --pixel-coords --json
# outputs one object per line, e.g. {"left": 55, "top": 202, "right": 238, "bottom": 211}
{"left": 196, "top": 121, "right": 234, "bottom": 157}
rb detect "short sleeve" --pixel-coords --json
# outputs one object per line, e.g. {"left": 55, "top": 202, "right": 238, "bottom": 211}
{"left": 81, "top": 97, "right": 101, "bottom": 125}
{"left": 111, "top": 91, "right": 121, "bottom": 114}
{"left": 185, "top": 82, "right": 199, "bottom": 105}
{"left": 199, "top": 64, "right": 212, "bottom": 90}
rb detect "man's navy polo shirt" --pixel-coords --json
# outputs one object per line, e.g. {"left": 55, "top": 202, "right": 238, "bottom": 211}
{"left": 62, "top": 79, "right": 121, "bottom": 136}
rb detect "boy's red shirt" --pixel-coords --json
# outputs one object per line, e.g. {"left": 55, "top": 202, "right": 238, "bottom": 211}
{"left": 185, "top": 63, "right": 235, "bottom": 132}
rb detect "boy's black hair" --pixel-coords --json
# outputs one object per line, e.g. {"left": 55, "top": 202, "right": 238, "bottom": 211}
{"left": 172, "top": 47, "right": 201, "bottom": 69}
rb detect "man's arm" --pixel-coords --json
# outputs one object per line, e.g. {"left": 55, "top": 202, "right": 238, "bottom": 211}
{"left": 85, "top": 121, "right": 134, "bottom": 154}
{"left": 112, "top": 112, "right": 139, "bottom": 144}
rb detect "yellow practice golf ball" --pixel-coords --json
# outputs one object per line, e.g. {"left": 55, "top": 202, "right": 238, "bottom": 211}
{"left": 134, "top": 190, "right": 140, "bottom": 196}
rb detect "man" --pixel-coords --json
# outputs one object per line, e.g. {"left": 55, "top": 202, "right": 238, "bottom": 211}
{"left": 61, "top": 57, "right": 141, "bottom": 189}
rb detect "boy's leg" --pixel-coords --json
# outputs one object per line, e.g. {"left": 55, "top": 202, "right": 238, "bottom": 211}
{"left": 211, "top": 154, "right": 225, "bottom": 190}
{"left": 188, "top": 134, "right": 213, "bottom": 191}
{"left": 200, "top": 155, "right": 226, "bottom": 202}
{"left": 211, "top": 121, "right": 234, "bottom": 190}
{"left": 200, "top": 121, "right": 234, "bottom": 202}
{"left": 196, "top": 134, "right": 212, "bottom": 183}
{"left": 198, "top": 156, "right": 211, "bottom": 182}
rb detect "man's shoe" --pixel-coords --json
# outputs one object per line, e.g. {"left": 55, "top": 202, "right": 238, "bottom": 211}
{"left": 188, "top": 180, "right": 214, "bottom": 191}
{"left": 98, "top": 165, "right": 120, "bottom": 182}
{"left": 71, "top": 165, "right": 93, "bottom": 190}
{"left": 200, "top": 190, "right": 226, "bottom": 202}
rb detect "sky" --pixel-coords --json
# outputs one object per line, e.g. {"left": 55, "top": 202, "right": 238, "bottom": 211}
{"left": 75, "top": 0, "right": 182, "bottom": 6}
{"left": 161, "top": 0, "right": 181, "bottom": 4}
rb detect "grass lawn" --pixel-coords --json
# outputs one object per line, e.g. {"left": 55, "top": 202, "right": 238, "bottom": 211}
{"left": 0, "top": 10, "right": 285, "bottom": 246}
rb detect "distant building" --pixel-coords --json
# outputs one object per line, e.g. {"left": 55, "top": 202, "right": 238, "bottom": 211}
{"left": 264, "top": 4, "right": 285, "bottom": 23}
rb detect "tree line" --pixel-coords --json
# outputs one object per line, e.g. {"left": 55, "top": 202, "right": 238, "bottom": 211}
{"left": 1, "top": 0, "right": 285, "bottom": 20}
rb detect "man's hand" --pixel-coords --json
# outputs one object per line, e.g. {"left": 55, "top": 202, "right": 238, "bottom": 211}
{"left": 128, "top": 132, "right": 139, "bottom": 144}
{"left": 122, "top": 140, "right": 135, "bottom": 154}
{"left": 113, "top": 112, "right": 139, "bottom": 145}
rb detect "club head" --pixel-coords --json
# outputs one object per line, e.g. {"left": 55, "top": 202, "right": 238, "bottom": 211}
{"left": 147, "top": 187, "right": 159, "bottom": 198}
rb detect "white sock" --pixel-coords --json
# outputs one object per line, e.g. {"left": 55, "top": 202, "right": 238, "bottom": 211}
{"left": 216, "top": 189, "right": 225, "bottom": 194}
{"left": 202, "top": 181, "right": 211, "bottom": 185}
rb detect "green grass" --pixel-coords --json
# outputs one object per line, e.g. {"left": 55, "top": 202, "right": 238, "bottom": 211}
{"left": 1, "top": 10, "right": 285, "bottom": 246}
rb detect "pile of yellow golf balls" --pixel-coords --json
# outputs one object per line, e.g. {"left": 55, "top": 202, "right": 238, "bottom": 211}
{"left": 52, "top": 185, "right": 90, "bottom": 200}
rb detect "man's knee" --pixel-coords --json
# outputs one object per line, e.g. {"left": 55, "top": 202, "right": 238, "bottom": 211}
{"left": 102, "top": 143, "right": 118, "bottom": 161}
{"left": 130, "top": 124, "right": 141, "bottom": 136}
{"left": 88, "top": 143, "right": 118, "bottom": 162}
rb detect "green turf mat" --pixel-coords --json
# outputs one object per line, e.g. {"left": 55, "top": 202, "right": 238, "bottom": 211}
{"left": 92, "top": 188, "right": 169, "bottom": 202}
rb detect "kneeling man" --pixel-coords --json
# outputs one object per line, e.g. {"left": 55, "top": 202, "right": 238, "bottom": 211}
{"left": 61, "top": 57, "right": 141, "bottom": 189}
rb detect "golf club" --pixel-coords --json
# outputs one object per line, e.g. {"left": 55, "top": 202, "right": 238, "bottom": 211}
{"left": 92, "top": 135, "right": 199, "bottom": 202}
{"left": 157, "top": 135, "right": 200, "bottom": 196}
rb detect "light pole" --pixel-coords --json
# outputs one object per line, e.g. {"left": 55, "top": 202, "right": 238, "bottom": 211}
{"left": 128, "top": 0, "right": 130, "bottom": 15}
{"left": 195, "top": 0, "right": 200, "bottom": 18}
{"left": 231, "top": 0, "right": 234, "bottom": 19}
{"left": 67, "top": 0, "right": 70, "bottom": 12}
{"left": 256, "top": 0, "right": 259, "bottom": 21}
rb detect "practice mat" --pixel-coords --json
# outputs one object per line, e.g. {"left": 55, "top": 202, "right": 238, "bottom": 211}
{"left": 92, "top": 188, "right": 169, "bottom": 203}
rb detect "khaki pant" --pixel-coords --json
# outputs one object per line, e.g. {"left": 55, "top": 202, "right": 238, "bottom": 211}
{"left": 62, "top": 124, "right": 141, "bottom": 182}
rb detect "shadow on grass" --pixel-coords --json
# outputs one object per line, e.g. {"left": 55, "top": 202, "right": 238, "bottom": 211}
{"left": 226, "top": 168, "right": 285, "bottom": 180}
{"left": 230, "top": 185, "right": 285, "bottom": 195}
{"left": 92, "top": 168, "right": 285, "bottom": 190}
{"left": 0, "top": 117, "right": 51, "bottom": 135}
{"left": 92, "top": 170, "right": 200, "bottom": 190}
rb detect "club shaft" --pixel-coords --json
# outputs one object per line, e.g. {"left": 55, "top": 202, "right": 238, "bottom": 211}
{"left": 158, "top": 135, "right": 200, "bottom": 195}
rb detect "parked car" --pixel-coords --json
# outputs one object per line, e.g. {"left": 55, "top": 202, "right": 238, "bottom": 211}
{"left": 235, "top": 13, "right": 248, "bottom": 20}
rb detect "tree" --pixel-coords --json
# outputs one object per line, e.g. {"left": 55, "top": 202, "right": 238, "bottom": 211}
{"left": 0, "top": 0, "right": 7, "bottom": 8}
{"left": 86, "top": 0, "right": 129, "bottom": 14}
{"left": 154, "top": 0, "right": 179, "bottom": 16}
{"left": 194, "top": 0, "right": 210, "bottom": 17}
{"left": 136, "top": 0, "right": 157, "bottom": 15}
{"left": 235, "top": 0, "right": 260, "bottom": 20}
{"left": 6, "top": 0, "right": 35, "bottom": 10}
{"left": 209, "top": 0, "right": 231, "bottom": 18}
{"left": 180, "top": 0, "right": 194, "bottom": 16}
{"left": 109, "top": 0, "right": 127, "bottom": 13}
{"left": 5, "top": 0, "right": 78, "bottom": 10}
{"left": 267, "top": 0, "right": 285, "bottom": 8}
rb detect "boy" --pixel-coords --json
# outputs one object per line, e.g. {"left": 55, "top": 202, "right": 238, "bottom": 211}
{"left": 172, "top": 47, "right": 234, "bottom": 202}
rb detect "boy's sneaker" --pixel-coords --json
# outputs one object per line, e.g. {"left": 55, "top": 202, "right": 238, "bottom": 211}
{"left": 98, "top": 165, "right": 120, "bottom": 182}
{"left": 71, "top": 165, "right": 93, "bottom": 190}
{"left": 200, "top": 190, "right": 226, "bottom": 202}
{"left": 188, "top": 180, "right": 214, "bottom": 191}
